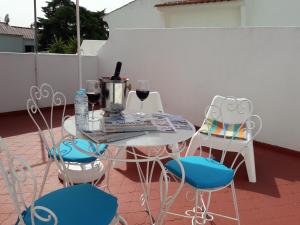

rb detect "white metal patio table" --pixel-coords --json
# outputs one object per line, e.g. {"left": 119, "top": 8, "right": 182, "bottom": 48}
{"left": 63, "top": 110, "right": 195, "bottom": 225}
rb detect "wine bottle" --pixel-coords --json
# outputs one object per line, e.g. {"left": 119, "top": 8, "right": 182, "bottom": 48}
{"left": 111, "top": 61, "right": 122, "bottom": 80}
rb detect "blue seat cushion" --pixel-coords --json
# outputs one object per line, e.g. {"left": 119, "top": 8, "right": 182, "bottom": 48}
{"left": 18, "top": 184, "right": 118, "bottom": 225}
{"left": 49, "top": 139, "right": 107, "bottom": 163}
{"left": 165, "top": 156, "right": 234, "bottom": 189}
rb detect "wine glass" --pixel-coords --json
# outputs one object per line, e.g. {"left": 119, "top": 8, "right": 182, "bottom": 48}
{"left": 86, "top": 80, "right": 101, "bottom": 121}
{"left": 136, "top": 80, "right": 150, "bottom": 117}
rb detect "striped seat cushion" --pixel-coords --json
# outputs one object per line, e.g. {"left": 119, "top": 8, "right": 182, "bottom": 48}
{"left": 199, "top": 118, "right": 247, "bottom": 140}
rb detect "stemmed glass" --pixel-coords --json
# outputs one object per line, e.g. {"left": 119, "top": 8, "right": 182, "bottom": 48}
{"left": 136, "top": 80, "right": 150, "bottom": 117}
{"left": 86, "top": 80, "right": 101, "bottom": 121}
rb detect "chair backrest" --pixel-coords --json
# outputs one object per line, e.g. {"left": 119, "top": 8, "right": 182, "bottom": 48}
{"left": 206, "top": 95, "right": 253, "bottom": 124}
{"left": 0, "top": 137, "right": 57, "bottom": 225}
{"left": 125, "top": 91, "right": 164, "bottom": 113}
{"left": 27, "top": 83, "right": 67, "bottom": 155}
{"left": 186, "top": 95, "right": 262, "bottom": 175}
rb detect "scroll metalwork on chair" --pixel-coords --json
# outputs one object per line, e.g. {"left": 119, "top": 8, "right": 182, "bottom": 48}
{"left": 161, "top": 95, "right": 262, "bottom": 225}
{"left": 191, "top": 95, "right": 260, "bottom": 183}
{"left": 26, "top": 83, "right": 107, "bottom": 196}
{"left": 0, "top": 137, "right": 127, "bottom": 225}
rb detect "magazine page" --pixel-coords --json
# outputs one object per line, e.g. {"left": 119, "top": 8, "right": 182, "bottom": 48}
{"left": 152, "top": 113, "right": 193, "bottom": 130}
{"left": 151, "top": 117, "right": 176, "bottom": 133}
{"left": 103, "top": 113, "right": 158, "bottom": 133}
{"left": 80, "top": 129, "right": 147, "bottom": 143}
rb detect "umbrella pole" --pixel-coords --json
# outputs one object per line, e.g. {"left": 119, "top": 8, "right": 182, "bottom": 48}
{"left": 33, "top": 0, "right": 38, "bottom": 87}
{"left": 76, "top": 0, "right": 82, "bottom": 89}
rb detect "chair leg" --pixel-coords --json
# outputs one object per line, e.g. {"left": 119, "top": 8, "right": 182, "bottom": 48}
{"left": 203, "top": 192, "right": 212, "bottom": 224}
{"left": 231, "top": 182, "right": 240, "bottom": 225}
{"left": 38, "top": 160, "right": 52, "bottom": 197}
{"left": 111, "top": 214, "right": 128, "bottom": 225}
{"left": 244, "top": 142, "right": 256, "bottom": 183}
{"left": 113, "top": 146, "right": 126, "bottom": 169}
{"left": 192, "top": 189, "right": 200, "bottom": 225}
{"left": 118, "top": 215, "right": 128, "bottom": 225}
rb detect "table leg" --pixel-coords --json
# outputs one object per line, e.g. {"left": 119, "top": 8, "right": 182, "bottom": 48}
{"left": 155, "top": 155, "right": 186, "bottom": 225}
{"left": 130, "top": 146, "right": 185, "bottom": 225}
{"left": 103, "top": 146, "right": 125, "bottom": 193}
{"left": 132, "top": 147, "right": 156, "bottom": 224}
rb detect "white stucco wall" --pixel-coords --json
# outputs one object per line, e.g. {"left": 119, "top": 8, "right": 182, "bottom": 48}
{"left": 105, "top": 0, "right": 300, "bottom": 29}
{"left": 158, "top": 2, "right": 242, "bottom": 28}
{"left": 104, "top": 0, "right": 165, "bottom": 29}
{"left": 1, "top": 27, "right": 300, "bottom": 151}
{"left": 98, "top": 27, "right": 300, "bottom": 151}
{"left": 81, "top": 40, "right": 107, "bottom": 56}
{"left": 245, "top": 0, "right": 300, "bottom": 27}
{"left": 0, "top": 53, "right": 98, "bottom": 112}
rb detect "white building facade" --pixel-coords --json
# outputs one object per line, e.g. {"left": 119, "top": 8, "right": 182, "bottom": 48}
{"left": 104, "top": 0, "right": 300, "bottom": 29}
{"left": 0, "top": 22, "right": 34, "bottom": 53}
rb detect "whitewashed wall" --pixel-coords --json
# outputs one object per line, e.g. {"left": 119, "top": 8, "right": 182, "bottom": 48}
{"left": 158, "top": 1, "right": 242, "bottom": 28}
{"left": 245, "top": 0, "right": 300, "bottom": 27}
{"left": 105, "top": 0, "right": 300, "bottom": 29}
{"left": 105, "top": 0, "right": 242, "bottom": 29}
{"left": 0, "top": 53, "right": 98, "bottom": 112}
{"left": 98, "top": 27, "right": 300, "bottom": 151}
{"left": 105, "top": 0, "right": 165, "bottom": 29}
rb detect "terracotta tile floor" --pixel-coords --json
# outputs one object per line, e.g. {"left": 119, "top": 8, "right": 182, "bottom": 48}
{"left": 0, "top": 110, "right": 300, "bottom": 225}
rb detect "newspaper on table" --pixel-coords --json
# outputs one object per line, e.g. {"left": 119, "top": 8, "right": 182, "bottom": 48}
{"left": 151, "top": 117, "right": 176, "bottom": 132}
{"left": 152, "top": 113, "right": 193, "bottom": 130}
{"left": 103, "top": 113, "right": 176, "bottom": 133}
{"left": 80, "top": 129, "right": 147, "bottom": 143}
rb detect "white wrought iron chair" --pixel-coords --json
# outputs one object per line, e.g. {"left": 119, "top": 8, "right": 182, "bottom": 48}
{"left": 0, "top": 137, "right": 127, "bottom": 225}
{"left": 27, "top": 83, "right": 107, "bottom": 196}
{"left": 125, "top": 90, "right": 184, "bottom": 157}
{"left": 125, "top": 90, "right": 164, "bottom": 114}
{"left": 115, "top": 90, "right": 165, "bottom": 164}
{"left": 162, "top": 96, "right": 262, "bottom": 225}
{"left": 189, "top": 95, "right": 260, "bottom": 183}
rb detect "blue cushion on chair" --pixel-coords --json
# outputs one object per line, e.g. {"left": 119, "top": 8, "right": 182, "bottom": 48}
{"left": 19, "top": 184, "right": 118, "bottom": 225}
{"left": 165, "top": 156, "right": 234, "bottom": 189}
{"left": 49, "top": 139, "right": 107, "bottom": 163}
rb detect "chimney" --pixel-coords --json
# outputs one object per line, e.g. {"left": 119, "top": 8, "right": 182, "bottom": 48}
{"left": 4, "top": 14, "right": 10, "bottom": 25}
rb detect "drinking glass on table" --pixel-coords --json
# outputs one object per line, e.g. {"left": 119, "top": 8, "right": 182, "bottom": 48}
{"left": 136, "top": 80, "right": 150, "bottom": 117}
{"left": 86, "top": 80, "right": 101, "bottom": 121}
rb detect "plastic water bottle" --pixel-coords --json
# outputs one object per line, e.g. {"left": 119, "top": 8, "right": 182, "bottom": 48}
{"left": 74, "top": 88, "right": 88, "bottom": 130}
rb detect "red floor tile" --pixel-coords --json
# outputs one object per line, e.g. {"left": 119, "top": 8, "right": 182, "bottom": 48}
{"left": 0, "top": 111, "right": 300, "bottom": 225}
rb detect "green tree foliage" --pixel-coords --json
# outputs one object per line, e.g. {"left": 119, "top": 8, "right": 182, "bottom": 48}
{"left": 64, "top": 36, "right": 77, "bottom": 54}
{"left": 48, "top": 35, "right": 65, "bottom": 53}
{"left": 48, "top": 35, "right": 77, "bottom": 54}
{"left": 37, "top": 0, "right": 108, "bottom": 53}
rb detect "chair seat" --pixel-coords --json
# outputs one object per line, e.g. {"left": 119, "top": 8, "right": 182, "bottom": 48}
{"left": 19, "top": 184, "right": 118, "bottom": 225}
{"left": 49, "top": 139, "right": 107, "bottom": 163}
{"left": 165, "top": 156, "right": 234, "bottom": 189}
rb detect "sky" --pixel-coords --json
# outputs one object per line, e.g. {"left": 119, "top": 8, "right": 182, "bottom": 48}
{"left": 0, "top": 0, "right": 133, "bottom": 27}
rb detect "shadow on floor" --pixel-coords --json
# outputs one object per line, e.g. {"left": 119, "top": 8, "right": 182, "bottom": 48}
{"left": 0, "top": 106, "right": 75, "bottom": 138}
{"left": 1, "top": 108, "right": 300, "bottom": 199}
{"left": 115, "top": 144, "right": 300, "bottom": 198}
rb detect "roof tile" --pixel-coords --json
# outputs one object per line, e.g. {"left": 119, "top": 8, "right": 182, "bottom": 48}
{"left": 0, "top": 22, "right": 34, "bottom": 39}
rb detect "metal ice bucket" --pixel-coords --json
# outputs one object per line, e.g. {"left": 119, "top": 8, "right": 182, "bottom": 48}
{"left": 99, "top": 76, "right": 130, "bottom": 116}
